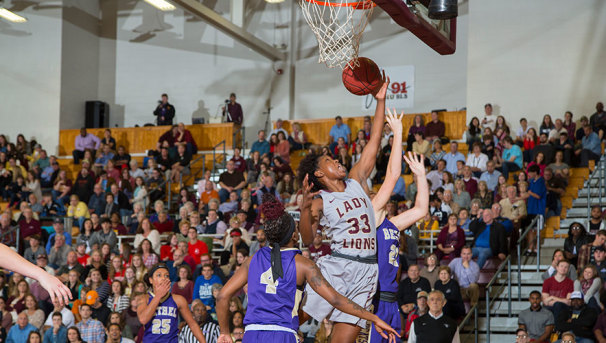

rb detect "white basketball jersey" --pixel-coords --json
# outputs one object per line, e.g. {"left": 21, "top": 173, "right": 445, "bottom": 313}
{"left": 319, "top": 178, "right": 376, "bottom": 257}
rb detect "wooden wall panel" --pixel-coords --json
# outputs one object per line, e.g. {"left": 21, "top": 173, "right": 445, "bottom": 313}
{"left": 59, "top": 124, "right": 235, "bottom": 155}
{"left": 278, "top": 111, "right": 467, "bottom": 146}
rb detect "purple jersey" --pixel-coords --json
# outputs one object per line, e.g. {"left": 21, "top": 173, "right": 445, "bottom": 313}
{"left": 244, "top": 247, "right": 302, "bottom": 332}
{"left": 376, "top": 218, "right": 400, "bottom": 293}
{"left": 143, "top": 293, "right": 179, "bottom": 343}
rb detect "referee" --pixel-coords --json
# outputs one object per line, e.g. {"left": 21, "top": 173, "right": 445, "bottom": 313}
{"left": 179, "top": 300, "right": 220, "bottom": 343}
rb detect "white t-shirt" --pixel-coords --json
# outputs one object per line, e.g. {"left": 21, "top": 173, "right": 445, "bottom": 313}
{"left": 465, "top": 153, "right": 489, "bottom": 172}
{"left": 44, "top": 307, "right": 75, "bottom": 328}
{"left": 480, "top": 115, "right": 495, "bottom": 130}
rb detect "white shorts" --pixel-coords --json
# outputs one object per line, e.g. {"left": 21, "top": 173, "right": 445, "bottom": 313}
{"left": 302, "top": 255, "right": 378, "bottom": 328}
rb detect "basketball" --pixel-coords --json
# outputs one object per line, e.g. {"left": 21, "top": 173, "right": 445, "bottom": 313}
{"left": 341, "top": 57, "right": 382, "bottom": 96}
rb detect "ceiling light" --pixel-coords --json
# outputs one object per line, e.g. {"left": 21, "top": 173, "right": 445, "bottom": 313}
{"left": 143, "top": 0, "right": 176, "bottom": 11}
{"left": 265, "top": 0, "right": 285, "bottom": 3}
{"left": 0, "top": 8, "right": 27, "bottom": 22}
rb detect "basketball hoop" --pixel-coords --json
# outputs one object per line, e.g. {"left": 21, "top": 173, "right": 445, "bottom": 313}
{"left": 299, "top": 0, "right": 375, "bottom": 69}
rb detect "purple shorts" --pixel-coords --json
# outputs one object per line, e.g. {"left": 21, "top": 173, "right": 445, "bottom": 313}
{"left": 244, "top": 330, "right": 299, "bottom": 343}
{"left": 369, "top": 299, "right": 401, "bottom": 343}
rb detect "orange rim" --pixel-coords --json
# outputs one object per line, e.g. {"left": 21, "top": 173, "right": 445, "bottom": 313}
{"left": 303, "top": 0, "right": 376, "bottom": 9}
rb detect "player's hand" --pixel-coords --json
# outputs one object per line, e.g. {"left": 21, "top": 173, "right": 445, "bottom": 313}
{"left": 301, "top": 174, "right": 320, "bottom": 209}
{"left": 372, "top": 316, "right": 400, "bottom": 343}
{"left": 385, "top": 108, "right": 404, "bottom": 137}
{"left": 38, "top": 272, "right": 72, "bottom": 307}
{"left": 217, "top": 334, "right": 233, "bottom": 343}
{"left": 156, "top": 279, "right": 171, "bottom": 300}
{"left": 403, "top": 152, "right": 426, "bottom": 178}
{"left": 373, "top": 71, "right": 390, "bottom": 100}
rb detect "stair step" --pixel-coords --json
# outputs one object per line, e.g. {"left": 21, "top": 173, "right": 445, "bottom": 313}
{"left": 478, "top": 300, "right": 530, "bottom": 314}
{"left": 490, "top": 285, "right": 538, "bottom": 300}
{"left": 463, "top": 317, "right": 518, "bottom": 332}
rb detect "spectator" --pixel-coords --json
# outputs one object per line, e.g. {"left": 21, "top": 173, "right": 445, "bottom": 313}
{"left": 548, "top": 119, "right": 568, "bottom": 143}
{"left": 555, "top": 291, "right": 598, "bottom": 343}
{"left": 480, "top": 103, "right": 495, "bottom": 129}
{"left": 469, "top": 210, "right": 507, "bottom": 268}
{"left": 576, "top": 124, "right": 603, "bottom": 167}
{"left": 593, "top": 302, "right": 606, "bottom": 343}
{"left": 178, "top": 300, "right": 220, "bottom": 343}
{"left": 153, "top": 210, "right": 173, "bottom": 234}
{"left": 308, "top": 231, "right": 331, "bottom": 262}
{"left": 448, "top": 246, "right": 480, "bottom": 307}
{"left": 73, "top": 128, "right": 101, "bottom": 165}
{"left": 496, "top": 136, "right": 523, "bottom": 180}
{"left": 48, "top": 234, "right": 70, "bottom": 269}
{"left": 515, "top": 328, "right": 531, "bottom": 343}
{"left": 405, "top": 115, "right": 425, "bottom": 152}
{"left": 89, "top": 218, "right": 118, "bottom": 251}
{"left": 93, "top": 145, "right": 114, "bottom": 170}
{"left": 105, "top": 323, "right": 134, "bottom": 343}
{"left": 43, "top": 311, "right": 67, "bottom": 343}
{"left": 435, "top": 214, "right": 465, "bottom": 261}
{"left": 222, "top": 93, "right": 243, "bottom": 124}
{"left": 87, "top": 184, "right": 105, "bottom": 216}
{"left": 453, "top": 179, "right": 471, "bottom": 210}
{"left": 56, "top": 251, "right": 85, "bottom": 283}
{"left": 23, "top": 234, "right": 44, "bottom": 264}
{"left": 564, "top": 223, "right": 591, "bottom": 268}
{"left": 590, "top": 102, "right": 606, "bottom": 137}
{"left": 518, "top": 290, "right": 555, "bottom": 343}
{"left": 408, "top": 290, "right": 460, "bottom": 343}
{"left": 411, "top": 131, "right": 431, "bottom": 158}
{"left": 548, "top": 150, "right": 571, "bottom": 181}
{"left": 270, "top": 118, "right": 289, "bottom": 139}
{"left": 574, "top": 265, "right": 602, "bottom": 311}
{"left": 427, "top": 160, "right": 445, "bottom": 192}
{"left": 67, "top": 195, "right": 90, "bottom": 229}
{"left": 256, "top": 173, "right": 281, "bottom": 205}
{"left": 170, "top": 144, "right": 191, "bottom": 183}
{"left": 171, "top": 264, "right": 194, "bottom": 304}
{"left": 397, "top": 265, "right": 431, "bottom": 319}
{"left": 218, "top": 160, "right": 246, "bottom": 203}
{"left": 466, "top": 143, "right": 489, "bottom": 177}
{"left": 425, "top": 111, "right": 446, "bottom": 142}
{"left": 403, "top": 291, "right": 428, "bottom": 340}
{"left": 419, "top": 254, "right": 439, "bottom": 286}
{"left": 433, "top": 266, "right": 465, "bottom": 319}
{"left": 250, "top": 130, "right": 270, "bottom": 159}
{"left": 153, "top": 93, "right": 175, "bottom": 126}
{"left": 526, "top": 164, "right": 546, "bottom": 256}
{"left": 0, "top": 213, "right": 15, "bottom": 247}
{"left": 328, "top": 116, "right": 351, "bottom": 153}
{"left": 554, "top": 132, "right": 574, "bottom": 165}
{"left": 188, "top": 227, "right": 209, "bottom": 265}
{"left": 544, "top": 168, "right": 565, "bottom": 218}
{"left": 443, "top": 142, "right": 465, "bottom": 176}
{"left": 500, "top": 185, "right": 527, "bottom": 230}
{"left": 230, "top": 148, "right": 247, "bottom": 174}
{"left": 585, "top": 206, "right": 606, "bottom": 235}
{"left": 75, "top": 303, "right": 105, "bottom": 343}
{"left": 193, "top": 263, "right": 222, "bottom": 313}
{"left": 44, "top": 298, "right": 75, "bottom": 330}
{"left": 248, "top": 228, "right": 267, "bottom": 256}
{"left": 202, "top": 209, "right": 227, "bottom": 235}
{"left": 527, "top": 152, "right": 547, "bottom": 176}
{"left": 7, "top": 312, "right": 36, "bottom": 343}
{"left": 289, "top": 122, "right": 307, "bottom": 151}
{"left": 542, "top": 259, "right": 573, "bottom": 319}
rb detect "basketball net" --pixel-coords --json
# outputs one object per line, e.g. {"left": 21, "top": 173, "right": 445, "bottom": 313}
{"left": 299, "top": 0, "right": 375, "bottom": 69}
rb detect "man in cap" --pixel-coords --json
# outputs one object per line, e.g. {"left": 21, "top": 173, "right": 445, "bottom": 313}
{"left": 46, "top": 217, "right": 72, "bottom": 254}
{"left": 555, "top": 291, "right": 598, "bottom": 343}
{"left": 76, "top": 302, "right": 105, "bottom": 343}
{"left": 592, "top": 246, "right": 606, "bottom": 282}
{"left": 86, "top": 290, "right": 111, "bottom": 324}
{"left": 403, "top": 291, "right": 429, "bottom": 340}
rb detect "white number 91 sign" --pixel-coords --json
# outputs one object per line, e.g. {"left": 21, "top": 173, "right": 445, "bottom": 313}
{"left": 362, "top": 65, "right": 415, "bottom": 110}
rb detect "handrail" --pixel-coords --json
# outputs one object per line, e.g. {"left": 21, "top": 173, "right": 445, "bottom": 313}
{"left": 180, "top": 153, "right": 207, "bottom": 190}
{"left": 232, "top": 125, "right": 246, "bottom": 155}
{"left": 587, "top": 157, "right": 605, "bottom": 218}
{"left": 484, "top": 255, "right": 512, "bottom": 343}
{"left": 458, "top": 304, "right": 478, "bottom": 343}
{"left": 516, "top": 215, "right": 540, "bottom": 300}
{"left": 212, "top": 140, "right": 227, "bottom": 177}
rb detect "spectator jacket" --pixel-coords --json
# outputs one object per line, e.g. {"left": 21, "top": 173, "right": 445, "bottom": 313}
{"left": 469, "top": 220, "right": 508, "bottom": 257}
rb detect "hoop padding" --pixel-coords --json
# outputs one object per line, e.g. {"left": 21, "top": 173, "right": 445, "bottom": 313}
{"left": 299, "top": 0, "right": 375, "bottom": 69}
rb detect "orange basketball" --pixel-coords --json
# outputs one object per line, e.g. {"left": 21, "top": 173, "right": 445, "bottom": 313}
{"left": 341, "top": 57, "right": 382, "bottom": 96}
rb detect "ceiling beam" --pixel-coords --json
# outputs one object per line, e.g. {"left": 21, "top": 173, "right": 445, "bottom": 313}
{"left": 171, "top": 0, "right": 286, "bottom": 61}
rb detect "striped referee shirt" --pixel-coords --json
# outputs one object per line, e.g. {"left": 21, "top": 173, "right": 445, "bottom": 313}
{"left": 178, "top": 321, "right": 220, "bottom": 343}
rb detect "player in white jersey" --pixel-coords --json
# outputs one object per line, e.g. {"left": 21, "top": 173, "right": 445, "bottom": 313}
{"left": 297, "top": 73, "right": 390, "bottom": 343}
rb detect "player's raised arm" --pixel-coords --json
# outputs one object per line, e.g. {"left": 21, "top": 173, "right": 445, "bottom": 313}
{"left": 136, "top": 279, "right": 169, "bottom": 325}
{"left": 0, "top": 243, "right": 71, "bottom": 306}
{"left": 297, "top": 255, "right": 399, "bottom": 342}
{"left": 299, "top": 175, "right": 322, "bottom": 245}
{"left": 216, "top": 258, "right": 250, "bottom": 343}
{"left": 390, "top": 152, "right": 429, "bottom": 230}
{"left": 350, "top": 73, "right": 390, "bottom": 183}
{"left": 372, "top": 108, "right": 404, "bottom": 219}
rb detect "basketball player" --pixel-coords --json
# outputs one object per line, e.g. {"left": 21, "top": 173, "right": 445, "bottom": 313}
{"left": 368, "top": 109, "right": 429, "bottom": 342}
{"left": 215, "top": 194, "right": 398, "bottom": 343}
{"left": 296, "top": 73, "right": 390, "bottom": 342}
{"left": 0, "top": 243, "right": 71, "bottom": 306}
{"left": 137, "top": 264, "right": 206, "bottom": 343}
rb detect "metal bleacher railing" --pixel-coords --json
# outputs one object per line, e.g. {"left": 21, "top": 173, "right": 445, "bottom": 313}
{"left": 587, "top": 157, "right": 605, "bottom": 218}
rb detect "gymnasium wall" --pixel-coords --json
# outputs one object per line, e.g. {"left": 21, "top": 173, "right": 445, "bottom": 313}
{"left": 0, "top": 7, "right": 63, "bottom": 153}
{"left": 466, "top": 0, "right": 606, "bottom": 130}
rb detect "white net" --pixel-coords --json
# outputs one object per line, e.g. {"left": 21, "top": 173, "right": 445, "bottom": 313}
{"left": 299, "top": 0, "right": 374, "bottom": 69}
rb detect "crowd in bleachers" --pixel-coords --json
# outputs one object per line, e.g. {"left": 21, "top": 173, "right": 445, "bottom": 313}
{"left": 0, "top": 100, "right": 604, "bottom": 342}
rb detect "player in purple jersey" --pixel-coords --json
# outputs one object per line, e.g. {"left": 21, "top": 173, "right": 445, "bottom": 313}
{"left": 368, "top": 110, "right": 429, "bottom": 342}
{"left": 215, "top": 194, "right": 399, "bottom": 343}
{"left": 137, "top": 264, "right": 207, "bottom": 343}
{"left": 296, "top": 73, "right": 389, "bottom": 343}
